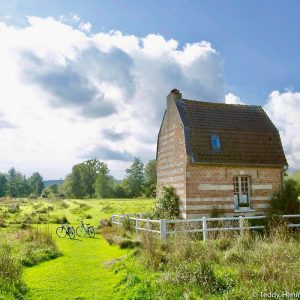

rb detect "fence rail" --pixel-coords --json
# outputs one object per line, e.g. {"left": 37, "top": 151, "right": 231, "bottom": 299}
{"left": 111, "top": 214, "right": 300, "bottom": 241}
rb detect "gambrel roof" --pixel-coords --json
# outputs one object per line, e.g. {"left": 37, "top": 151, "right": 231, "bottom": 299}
{"left": 175, "top": 98, "right": 287, "bottom": 166}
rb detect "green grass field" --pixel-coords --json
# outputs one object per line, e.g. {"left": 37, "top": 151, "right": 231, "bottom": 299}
{"left": 0, "top": 198, "right": 155, "bottom": 300}
{"left": 2, "top": 198, "right": 300, "bottom": 299}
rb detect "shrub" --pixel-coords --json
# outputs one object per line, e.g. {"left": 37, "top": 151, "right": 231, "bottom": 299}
{"left": 0, "top": 218, "right": 6, "bottom": 228}
{"left": 101, "top": 205, "right": 113, "bottom": 213}
{"left": 7, "top": 204, "right": 20, "bottom": 214}
{"left": 32, "top": 203, "right": 44, "bottom": 210}
{"left": 119, "top": 239, "right": 141, "bottom": 249}
{"left": 70, "top": 203, "right": 91, "bottom": 215}
{"left": 270, "top": 178, "right": 300, "bottom": 214}
{"left": 60, "top": 201, "right": 70, "bottom": 209}
{"left": 122, "top": 216, "right": 134, "bottom": 232}
{"left": 49, "top": 215, "right": 69, "bottom": 224}
{"left": 0, "top": 243, "right": 22, "bottom": 283}
{"left": 156, "top": 186, "right": 179, "bottom": 219}
{"left": 101, "top": 226, "right": 121, "bottom": 245}
{"left": 0, "top": 242, "right": 27, "bottom": 298}
{"left": 17, "top": 227, "right": 61, "bottom": 266}
{"left": 99, "top": 218, "right": 112, "bottom": 228}
{"left": 28, "top": 193, "right": 37, "bottom": 199}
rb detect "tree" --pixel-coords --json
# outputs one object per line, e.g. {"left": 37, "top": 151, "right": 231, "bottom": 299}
{"left": 95, "top": 162, "right": 114, "bottom": 198}
{"left": 124, "top": 157, "right": 145, "bottom": 198}
{"left": 112, "top": 180, "right": 127, "bottom": 198}
{"left": 7, "top": 168, "right": 18, "bottom": 197}
{"left": 29, "top": 172, "right": 44, "bottom": 197}
{"left": 60, "top": 175, "right": 73, "bottom": 198}
{"left": 65, "top": 159, "right": 102, "bottom": 198}
{"left": 81, "top": 159, "right": 101, "bottom": 197}
{"left": 48, "top": 184, "right": 59, "bottom": 195}
{"left": 144, "top": 159, "right": 157, "bottom": 198}
{"left": 69, "top": 164, "right": 86, "bottom": 198}
{"left": 0, "top": 173, "right": 7, "bottom": 197}
{"left": 6, "top": 168, "right": 32, "bottom": 198}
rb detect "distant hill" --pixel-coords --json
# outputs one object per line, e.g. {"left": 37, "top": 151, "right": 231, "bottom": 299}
{"left": 43, "top": 180, "right": 64, "bottom": 187}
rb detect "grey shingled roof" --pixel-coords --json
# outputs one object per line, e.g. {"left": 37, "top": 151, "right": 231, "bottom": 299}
{"left": 176, "top": 99, "right": 287, "bottom": 166}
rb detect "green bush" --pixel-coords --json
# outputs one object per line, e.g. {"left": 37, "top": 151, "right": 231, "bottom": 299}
{"left": 49, "top": 215, "right": 69, "bottom": 224}
{"left": 122, "top": 216, "right": 134, "bottom": 232}
{"left": 70, "top": 203, "right": 91, "bottom": 215}
{"left": 101, "top": 205, "right": 113, "bottom": 213}
{"left": 0, "top": 242, "right": 27, "bottom": 299}
{"left": 18, "top": 227, "right": 61, "bottom": 266}
{"left": 156, "top": 186, "right": 179, "bottom": 219}
{"left": 270, "top": 178, "right": 300, "bottom": 214}
{"left": 119, "top": 239, "right": 140, "bottom": 249}
{"left": 99, "top": 218, "right": 112, "bottom": 228}
{"left": 60, "top": 201, "right": 70, "bottom": 209}
{"left": 7, "top": 204, "right": 20, "bottom": 214}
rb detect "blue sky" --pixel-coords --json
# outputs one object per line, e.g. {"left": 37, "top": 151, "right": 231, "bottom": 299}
{"left": 2, "top": 0, "right": 300, "bottom": 104}
{"left": 0, "top": 1, "right": 299, "bottom": 179}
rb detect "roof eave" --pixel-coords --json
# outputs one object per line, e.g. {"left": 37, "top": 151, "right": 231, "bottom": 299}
{"left": 189, "top": 160, "right": 288, "bottom": 168}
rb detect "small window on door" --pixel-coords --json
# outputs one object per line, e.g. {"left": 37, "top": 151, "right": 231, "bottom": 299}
{"left": 210, "top": 134, "right": 221, "bottom": 150}
{"left": 233, "top": 176, "right": 250, "bottom": 208}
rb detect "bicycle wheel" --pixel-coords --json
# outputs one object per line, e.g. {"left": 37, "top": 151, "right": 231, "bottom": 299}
{"left": 56, "top": 226, "right": 67, "bottom": 238}
{"left": 68, "top": 227, "right": 76, "bottom": 239}
{"left": 87, "top": 226, "right": 95, "bottom": 238}
{"left": 76, "top": 226, "right": 86, "bottom": 237}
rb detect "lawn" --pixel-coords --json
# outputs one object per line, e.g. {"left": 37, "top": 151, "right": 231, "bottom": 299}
{"left": 0, "top": 198, "right": 155, "bottom": 300}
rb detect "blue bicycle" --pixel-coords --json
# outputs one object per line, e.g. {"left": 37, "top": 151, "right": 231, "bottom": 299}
{"left": 76, "top": 219, "right": 95, "bottom": 238}
{"left": 56, "top": 224, "right": 76, "bottom": 239}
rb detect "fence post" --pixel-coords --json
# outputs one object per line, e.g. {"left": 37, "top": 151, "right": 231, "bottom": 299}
{"left": 119, "top": 215, "right": 123, "bottom": 228}
{"left": 202, "top": 216, "right": 207, "bottom": 242}
{"left": 136, "top": 218, "right": 139, "bottom": 234}
{"left": 111, "top": 215, "right": 114, "bottom": 224}
{"left": 160, "top": 219, "right": 167, "bottom": 240}
{"left": 146, "top": 218, "right": 150, "bottom": 232}
{"left": 239, "top": 216, "right": 244, "bottom": 236}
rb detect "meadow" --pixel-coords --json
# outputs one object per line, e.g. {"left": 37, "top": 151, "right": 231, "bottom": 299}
{"left": 1, "top": 197, "right": 300, "bottom": 300}
{"left": 0, "top": 198, "right": 155, "bottom": 299}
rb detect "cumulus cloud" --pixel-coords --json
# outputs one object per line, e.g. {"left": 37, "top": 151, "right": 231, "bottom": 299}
{"left": 0, "top": 16, "right": 227, "bottom": 179}
{"left": 79, "top": 22, "right": 92, "bottom": 33}
{"left": 0, "top": 112, "right": 15, "bottom": 129}
{"left": 83, "top": 146, "right": 133, "bottom": 162}
{"left": 225, "top": 93, "right": 245, "bottom": 105}
{"left": 264, "top": 91, "right": 300, "bottom": 170}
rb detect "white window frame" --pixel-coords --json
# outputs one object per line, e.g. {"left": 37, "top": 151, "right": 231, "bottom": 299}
{"left": 233, "top": 176, "right": 251, "bottom": 209}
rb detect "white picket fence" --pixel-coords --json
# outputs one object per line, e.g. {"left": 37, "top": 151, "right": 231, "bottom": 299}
{"left": 111, "top": 213, "right": 300, "bottom": 241}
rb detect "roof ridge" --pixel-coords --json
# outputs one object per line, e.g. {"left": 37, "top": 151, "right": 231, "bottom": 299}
{"left": 182, "top": 98, "right": 261, "bottom": 108}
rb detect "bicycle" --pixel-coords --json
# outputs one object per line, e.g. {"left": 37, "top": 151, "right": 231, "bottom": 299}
{"left": 56, "top": 224, "right": 76, "bottom": 239}
{"left": 76, "top": 219, "right": 95, "bottom": 238}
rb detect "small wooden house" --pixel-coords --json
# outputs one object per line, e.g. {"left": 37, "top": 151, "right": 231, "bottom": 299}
{"left": 156, "top": 89, "right": 287, "bottom": 218}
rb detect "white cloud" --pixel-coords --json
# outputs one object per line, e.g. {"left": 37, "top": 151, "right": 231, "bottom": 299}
{"left": 79, "top": 22, "right": 92, "bottom": 33}
{"left": 0, "top": 16, "right": 226, "bottom": 179}
{"left": 225, "top": 93, "right": 245, "bottom": 105}
{"left": 71, "top": 14, "right": 80, "bottom": 22}
{"left": 264, "top": 91, "right": 300, "bottom": 170}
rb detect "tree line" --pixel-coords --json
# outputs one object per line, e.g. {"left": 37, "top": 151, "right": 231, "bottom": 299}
{"left": 0, "top": 158, "right": 156, "bottom": 199}
{"left": 0, "top": 168, "right": 44, "bottom": 198}
{"left": 61, "top": 158, "right": 156, "bottom": 199}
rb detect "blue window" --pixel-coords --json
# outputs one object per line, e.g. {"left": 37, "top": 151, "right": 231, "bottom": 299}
{"left": 211, "top": 134, "right": 221, "bottom": 150}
